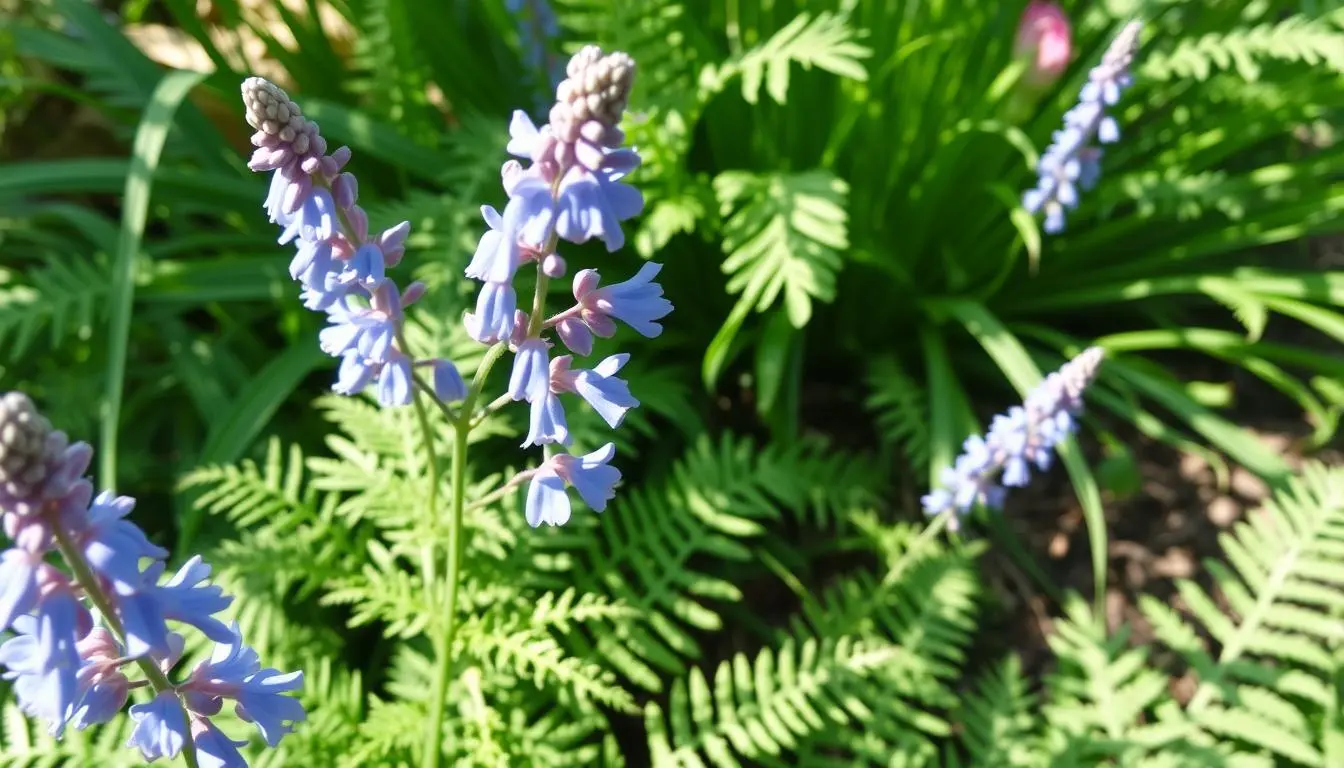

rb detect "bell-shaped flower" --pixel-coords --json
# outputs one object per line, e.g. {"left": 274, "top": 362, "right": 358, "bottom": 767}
{"left": 522, "top": 392, "right": 570, "bottom": 448}
{"left": 192, "top": 717, "right": 249, "bottom": 768}
{"left": 509, "top": 338, "right": 551, "bottom": 402}
{"left": 73, "top": 491, "right": 170, "bottom": 597}
{"left": 126, "top": 692, "right": 189, "bottom": 761}
{"left": 552, "top": 354, "right": 638, "bottom": 429}
{"left": 524, "top": 443, "right": 621, "bottom": 527}
{"left": 574, "top": 262, "right": 673, "bottom": 338}
{"left": 182, "top": 623, "right": 305, "bottom": 747}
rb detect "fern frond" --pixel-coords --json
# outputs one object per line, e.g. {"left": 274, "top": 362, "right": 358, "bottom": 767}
{"left": 539, "top": 434, "right": 883, "bottom": 690}
{"left": 0, "top": 698, "right": 139, "bottom": 768}
{"left": 644, "top": 635, "right": 901, "bottom": 767}
{"left": 0, "top": 254, "right": 106, "bottom": 360}
{"left": 957, "top": 655, "right": 1040, "bottom": 767}
{"left": 713, "top": 169, "right": 849, "bottom": 328}
{"left": 698, "top": 12, "right": 871, "bottom": 104}
{"left": 1132, "top": 462, "right": 1344, "bottom": 763}
{"left": 864, "top": 355, "right": 931, "bottom": 470}
{"left": 321, "top": 540, "right": 431, "bottom": 638}
{"left": 1142, "top": 13, "right": 1344, "bottom": 82}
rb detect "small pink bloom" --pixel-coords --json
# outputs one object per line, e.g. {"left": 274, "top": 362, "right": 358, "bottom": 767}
{"left": 1015, "top": 1, "right": 1072, "bottom": 86}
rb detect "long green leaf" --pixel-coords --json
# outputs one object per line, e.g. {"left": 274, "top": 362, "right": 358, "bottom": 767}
{"left": 100, "top": 69, "right": 210, "bottom": 492}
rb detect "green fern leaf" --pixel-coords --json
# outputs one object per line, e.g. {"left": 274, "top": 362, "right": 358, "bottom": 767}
{"left": 713, "top": 169, "right": 849, "bottom": 328}
{"left": 864, "top": 355, "right": 932, "bottom": 469}
{"left": 1142, "top": 13, "right": 1344, "bottom": 82}
{"left": 699, "top": 12, "right": 871, "bottom": 104}
{"left": 645, "top": 635, "right": 901, "bottom": 767}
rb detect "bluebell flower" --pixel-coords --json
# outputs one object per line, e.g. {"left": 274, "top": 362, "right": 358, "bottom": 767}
{"left": 243, "top": 77, "right": 423, "bottom": 407}
{"left": 1022, "top": 21, "right": 1141, "bottom": 233}
{"left": 466, "top": 282, "right": 519, "bottom": 344}
{"left": 70, "top": 628, "right": 130, "bottom": 730}
{"left": 427, "top": 359, "right": 468, "bottom": 403}
{"left": 73, "top": 490, "right": 170, "bottom": 596}
{"left": 523, "top": 393, "right": 570, "bottom": 448}
{"left": 921, "top": 347, "right": 1105, "bottom": 529}
{"left": 573, "top": 263, "right": 674, "bottom": 338}
{"left": 509, "top": 338, "right": 552, "bottom": 403}
{"left": 319, "top": 285, "right": 403, "bottom": 364}
{"left": 524, "top": 443, "right": 621, "bottom": 527}
{"left": 333, "top": 349, "right": 414, "bottom": 407}
{"left": 2, "top": 581, "right": 86, "bottom": 737}
{"left": 192, "top": 718, "right": 250, "bottom": 768}
{"left": 126, "top": 692, "right": 189, "bottom": 761}
{"left": 1, "top": 390, "right": 306, "bottom": 759}
{"left": 182, "top": 623, "right": 306, "bottom": 747}
{"left": 552, "top": 354, "right": 638, "bottom": 429}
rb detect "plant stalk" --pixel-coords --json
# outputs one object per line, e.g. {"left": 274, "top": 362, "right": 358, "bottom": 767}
{"left": 422, "top": 342, "right": 507, "bottom": 768}
{"left": 52, "top": 528, "right": 201, "bottom": 768}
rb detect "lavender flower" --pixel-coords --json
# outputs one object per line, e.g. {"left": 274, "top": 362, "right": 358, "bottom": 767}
{"left": 240, "top": 48, "right": 668, "bottom": 535}
{"left": 241, "top": 77, "right": 463, "bottom": 407}
{"left": 455, "top": 46, "right": 671, "bottom": 527}
{"left": 525, "top": 443, "right": 622, "bottom": 527}
{"left": 921, "top": 347, "right": 1105, "bottom": 529}
{"left": 1022, "top": 22, "right": 1142, "bottom": 233}
{"left": 0, "top": 392, "right": 304, "bottom": 762}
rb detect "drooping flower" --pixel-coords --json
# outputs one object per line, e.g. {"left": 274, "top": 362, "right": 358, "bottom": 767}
{"left": 524, "top": 443, "right": 621, "bottom": 527}
{"left": 126, "top": 692, "right": 189, "bottom": 762}
{"left": 551, "top": 354, "right": 638, "bottom": 429}
{"left": 1022, "top": 21, "right": 1141, "bottom": 233}
{"left": 572, "top": 263, "right": 674, "bottom": 339}
{"left": 181, "top": 623, "right": 306, "bottom": 747}
{"left": 921, "top": 347, "right": 1106, "bottom": 529}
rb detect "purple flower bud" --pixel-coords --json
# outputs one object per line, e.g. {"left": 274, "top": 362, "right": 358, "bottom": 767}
{"left": 331, "top": 172, "right": 358, "bottom": 209}
{"left": 555, "top": 316, "right": 593, "bottom": 356}
{"left": 427, "top": 359, "right": 467, "bottom": 403}
{"left": 542, "top": 252, "right": 566, "bottom": 278}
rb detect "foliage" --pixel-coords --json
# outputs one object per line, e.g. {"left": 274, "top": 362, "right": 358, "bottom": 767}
{"left": 4, "top": 0, "right": 1344, "bottom": 765}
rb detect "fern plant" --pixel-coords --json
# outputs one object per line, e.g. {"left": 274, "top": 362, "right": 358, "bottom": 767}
{"left": 951, "top": 460, "right": 1344, "bottom": 768}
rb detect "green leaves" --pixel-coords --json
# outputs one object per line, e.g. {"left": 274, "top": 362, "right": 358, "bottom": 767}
{"left": 100, "top": 68, "right": 210, "bottom": 491}
{"left": 704, "top": 170, "right": 849, "bottom": 387}
{"left": 699, "top": 12, "right": 871, "bottom": 104}
{"left": 1141, "top": 11, "right": 1344, "bottom": 82}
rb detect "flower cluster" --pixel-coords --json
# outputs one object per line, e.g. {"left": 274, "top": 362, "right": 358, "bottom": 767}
{"left": 242, "top": 46, "right": 668, "bottom": 531}
{"left": 1022, "top": 21, "right": 1142, "bottom": 233}
{"left": 921, "top": 347, "right": 1105, "bottom": 529}
{"left": 242, "top": 77, "right": 466, "bottom": 408}
{"left": 466, "top": 45, "right": 671, "bottom": 527}
{"left": 0, "top": 392, "right": 304, "bottom": 765}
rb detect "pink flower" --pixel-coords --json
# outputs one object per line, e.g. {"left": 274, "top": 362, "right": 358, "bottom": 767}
{"left": 1014, "top": 1, "right": 1072, "bottom": 87}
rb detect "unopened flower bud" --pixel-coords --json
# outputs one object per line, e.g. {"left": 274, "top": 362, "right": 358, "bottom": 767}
{"left": 542, "top": 253, "right": 567, "bottom": 278}
{"left": 1014, "top": 1, "right": 1072, "bottom": 88}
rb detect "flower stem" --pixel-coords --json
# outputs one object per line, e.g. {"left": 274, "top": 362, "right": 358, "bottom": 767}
{"left": 423, "top": 341, "right": 507, "bottom": 768}
{"left": 52, "top": 528, "right": 201, "bottom": 768}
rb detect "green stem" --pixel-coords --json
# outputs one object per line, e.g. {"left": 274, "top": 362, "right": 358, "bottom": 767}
{"left": 53, "top": 528, "right": 200, "bottom": 768}
{"left": 422, "top": 342, "right": 507, "bottom": 768}
{"left": 880, "top": 510, "right": 954, "bottom": 587}
{"left": 464, "top": 469, "right": 536, "bottom": 513}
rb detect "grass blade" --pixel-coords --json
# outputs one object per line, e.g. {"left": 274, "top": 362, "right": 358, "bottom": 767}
{"left": 100, "top": 69, "right": 210, "bottom": 491}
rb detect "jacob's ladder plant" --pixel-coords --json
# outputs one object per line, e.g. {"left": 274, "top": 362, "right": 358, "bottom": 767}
{"left": 239, "top": 43, "right": 670, "bottom": 766}
{"left": 0, "top": 391, "right": 305, "bottom": 767}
